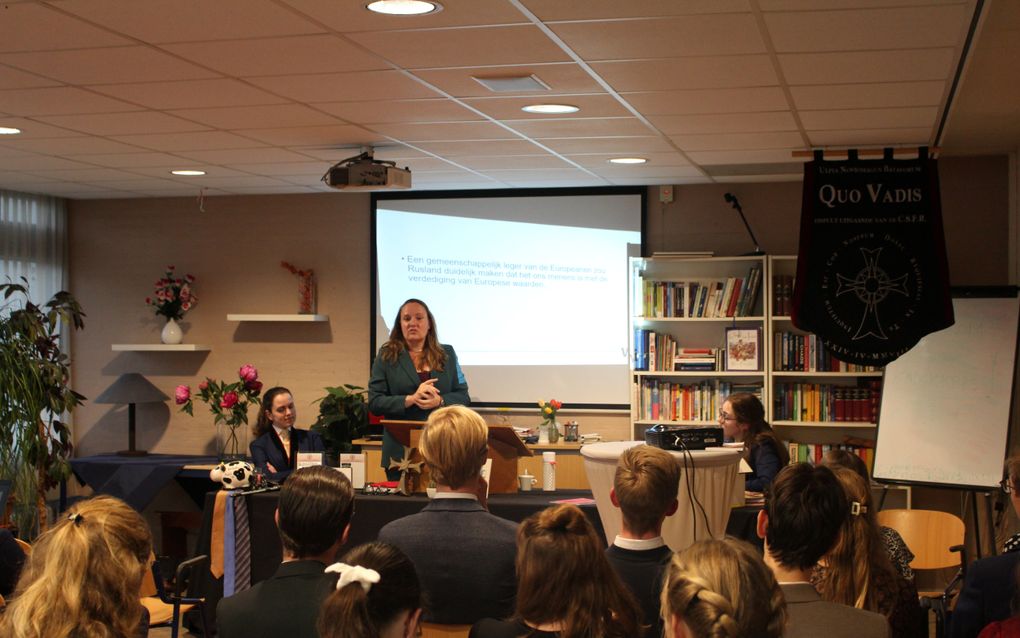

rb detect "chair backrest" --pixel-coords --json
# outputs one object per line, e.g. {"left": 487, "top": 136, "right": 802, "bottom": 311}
{"left": 420, "top": 623, "right": 472, "bottom": 638}
{"left": 876, "top": 508, "right": 965, "bottom": 570}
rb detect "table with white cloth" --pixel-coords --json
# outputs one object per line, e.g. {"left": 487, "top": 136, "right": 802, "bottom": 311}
{"left": 581, "top": 441, "right": 743, "bottom": 551}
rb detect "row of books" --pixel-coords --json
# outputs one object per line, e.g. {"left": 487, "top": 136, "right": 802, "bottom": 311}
{"left": 634, "top": 379, "right": 762, "bottom": 422}
{"left": 633, "top": 330, "right": 722, "bottom": 371}
{"left": 774, "top": 331, "right": 882, "bottom": 373}
{"left": 772, "top": 274, "right": 795, "bottom": 316}
{"left": 785, "top": 441, "right": 875, "bottom": 473}
{"left": 773, "top": 381, "right": 882, "bottom": 423}
{"left": 637, "top": 263, "right": 762, "bottom": 318}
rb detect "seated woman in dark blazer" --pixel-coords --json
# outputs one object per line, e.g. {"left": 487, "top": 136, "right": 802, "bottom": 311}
{"left": 250, "top": 386, "right": 324, "bottom": 482}
{"left": 720, "top": 392, "right": 789, "bottom": 492}
{"left": 368, "top": 298, "right": 470, "bottom": 479}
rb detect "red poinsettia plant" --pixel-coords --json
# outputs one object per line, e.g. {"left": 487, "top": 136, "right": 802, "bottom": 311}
{"left": 146, "top": 265, "right": 196, "bottom": 320}
{"left": 176, "top": 364, "right": 263, "bottom": 428}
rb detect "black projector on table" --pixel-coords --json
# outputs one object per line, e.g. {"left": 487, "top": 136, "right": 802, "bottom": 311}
{"left": 645, "top": 424, "right": 725, "bottom": 451}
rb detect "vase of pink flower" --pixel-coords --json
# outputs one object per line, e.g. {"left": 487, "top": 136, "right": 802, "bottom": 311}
{"left": 146, "top": 266, "right": 196, "bottom": 344}
{"left": 176, "top": 364, "right": 262, "bottom": 460}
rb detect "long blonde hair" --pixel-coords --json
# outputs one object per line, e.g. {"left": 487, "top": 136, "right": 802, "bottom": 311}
{"left": 661, "top": 538, "right": 786, "bottom": 638}
{"left": 0, "top": 495, "right": 152, "bottom": 638}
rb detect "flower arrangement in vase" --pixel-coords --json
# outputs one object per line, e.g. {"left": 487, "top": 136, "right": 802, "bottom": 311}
{"left": 176, "top": 364, "right": 262, "bottom": 460}
{"left": 538, "top": 399, "right": 563, "bottom": 444}
{"left": 281, "top": 261, "right": 316, "bottom": 314}
{"left": 146, "top": 265, "right": 196, "bottom": 344}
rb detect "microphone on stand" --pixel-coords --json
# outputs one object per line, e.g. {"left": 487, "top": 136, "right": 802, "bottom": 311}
{"left": 724, "top": 193, "right": 765, "bottom": 256}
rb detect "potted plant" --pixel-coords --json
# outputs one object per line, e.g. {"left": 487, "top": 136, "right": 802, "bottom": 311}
{"left": 310, "top": 384, "right": 369, "bottom": 463}
{"left": 0, "top": 280, "right": 86, "bottom": 538}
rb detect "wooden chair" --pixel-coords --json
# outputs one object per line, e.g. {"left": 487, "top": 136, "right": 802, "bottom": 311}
{"left": 876, "top": 509, "right": 967, "bottom": 638}
{"left": 421, "top": 622, "right": 472, "bottom": 638}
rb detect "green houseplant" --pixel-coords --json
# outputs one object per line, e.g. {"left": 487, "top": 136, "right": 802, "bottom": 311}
{"left": 0, "top": 280, "right": 86, "bottom": 537}
{"left": 310, "top": 384, "right": 369, "bottom": 462}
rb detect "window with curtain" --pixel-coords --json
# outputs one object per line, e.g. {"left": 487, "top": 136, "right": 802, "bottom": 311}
{"left": 0, "top": 189, "right": 67, "bottom": 306}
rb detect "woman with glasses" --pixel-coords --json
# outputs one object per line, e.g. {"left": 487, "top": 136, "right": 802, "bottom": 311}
{"left": 719, "top": 393, "right": 788, "bottom": 492}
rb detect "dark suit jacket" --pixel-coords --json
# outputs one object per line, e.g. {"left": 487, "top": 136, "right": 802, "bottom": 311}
{"left": 368, "top": 344, "right": 470, "bottom": 469}
{"left": 249, "top": 427, "right": 324, "bottom": 482}
{"left": 782, "top": 583, "right": 889, "bottom": 638}
{"left": 605, "top": 543, "right": 672, "bottom": 637}
{"left": 378, "top": 497, "right": 516, "bottom": 625}
{"left": 0, "top": 528, "right": 26, "bottom": 597}
{"left": 216, "top": 559, "right": 336, "bottom": 638}
{"left": 951, "top": 551, "right": 1020, "bottom": 638}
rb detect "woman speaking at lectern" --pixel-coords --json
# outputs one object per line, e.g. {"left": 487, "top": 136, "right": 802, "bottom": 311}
{"left": 369, "top": 298, "right": 470, "bottom": 479}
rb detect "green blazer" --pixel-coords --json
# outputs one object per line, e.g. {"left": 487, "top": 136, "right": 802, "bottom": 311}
{"left": 368, "top": 343, "right": 470, "bottom": 469}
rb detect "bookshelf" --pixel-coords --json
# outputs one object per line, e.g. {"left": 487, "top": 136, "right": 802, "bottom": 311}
{"left": 628, "top": 255, "right": 885, "bottom": 476}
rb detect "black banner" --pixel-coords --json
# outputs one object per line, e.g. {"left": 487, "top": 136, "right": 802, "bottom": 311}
{"left": 791, "top": 149, "right": 954, "bottom": 367}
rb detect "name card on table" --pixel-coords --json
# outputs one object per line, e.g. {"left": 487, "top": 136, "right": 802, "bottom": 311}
{"left": 339, "top": 453, "right": 366, "bottom": 489}
{"left": 297, "top": 452, "right": 325, "bottom": 469}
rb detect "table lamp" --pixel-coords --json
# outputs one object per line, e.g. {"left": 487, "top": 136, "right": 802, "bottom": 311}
{"left": 94, "top": 373, "right": 169, "bottom": 456}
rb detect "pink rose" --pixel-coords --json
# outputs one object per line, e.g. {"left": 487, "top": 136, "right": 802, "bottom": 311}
{"left": 239, "top": 364, "right": 258, "bottom": 383}
{"left": 199, "top": 380, "right": 209, "bottom": 391}
{"left": 186, "top": 274, "right": 195, "bottom": 282}
{"left": 168, "top": 265, "right": 176, "bottom": 270}
{"left": 220, "top": 391, "right": 239, "bottom": 409}
{"left": 145, "top": 297, "right": 151, "bottom": 304}
{"left": 245, "top": 380, "right": 263, "bottom": 393}
{"left": 174, "top": 385, "right": 190, "bottom": 405}
{"left": 181, "top": 301, "right": 191, "bottom": 312}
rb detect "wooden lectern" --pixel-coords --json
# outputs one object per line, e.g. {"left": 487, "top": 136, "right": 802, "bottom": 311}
{"left": 381, "top": 420, "right": 532, "bottom": 494}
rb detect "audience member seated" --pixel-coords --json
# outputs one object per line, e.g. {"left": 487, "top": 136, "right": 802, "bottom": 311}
{"left": 218, "top": 465, "right": 355, "bottom": 638}
{"left": 758, "top": 463, "right": 889, "bottom": 638}
{"left": 0, "top": 528, "right": 26, "bottom": 599}
{"left": 951, "top": 456, "right": 1020, "bottom": 638}
{"left": 661, "top": 537, "right": 786, "bottom": 638}
{"left": 470, "top": 504, "right": 641, "bottom": 638}
{"left": 720, "top": 392, "right": 789, "bottom": 492}
{"left": 318, "top": 542, "right": 423, "bottom": 638}
{"left": 813, "top": 467, "right": 922, "bottom": 638}
{"left": 250, "top": 386, "right": 326, "bottom": 482}
{"left": 821, "top": 448, "right": 916, "bottom": 581}
{"left": 378, "top": 405, "right": 517, "bottom": 625}
{"left": 605, "top": 444, "right": 680, "bottom": 637}
{"left": 0, "top": 495, "right": 152, "bottom": 638}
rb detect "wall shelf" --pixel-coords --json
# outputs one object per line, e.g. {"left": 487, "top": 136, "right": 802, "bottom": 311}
{"left": 226, "top": 314, "right": 328, "bottom": 322}
{"left": 111, "top": 344, "right": 211, "bottom": 352}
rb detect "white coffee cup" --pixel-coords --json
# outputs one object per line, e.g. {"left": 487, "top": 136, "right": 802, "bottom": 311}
{"left": 518, "top": 473, "right": 538, "bottom": 491}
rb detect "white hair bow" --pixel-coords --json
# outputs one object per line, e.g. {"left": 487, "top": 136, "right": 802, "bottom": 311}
{"left": 325, "top": 562, "right": 381, "bottom": 593}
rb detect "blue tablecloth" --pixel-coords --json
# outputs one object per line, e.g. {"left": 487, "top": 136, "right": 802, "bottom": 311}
{"left": 70, "top": 454, "right": 222, "bottom": 510}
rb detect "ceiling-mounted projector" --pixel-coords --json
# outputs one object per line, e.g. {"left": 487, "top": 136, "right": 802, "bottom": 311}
{"left": 322, "top": 149, "right": 411, "bottom": 191}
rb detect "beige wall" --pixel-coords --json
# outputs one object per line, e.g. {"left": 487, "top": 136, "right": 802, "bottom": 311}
{"left": 67, "top": 156, "right": 1011, "bottom": 464}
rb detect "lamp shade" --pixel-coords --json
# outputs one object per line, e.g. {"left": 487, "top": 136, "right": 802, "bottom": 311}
{"left": 95, "top": 373, "right": 169, "bottom": 404}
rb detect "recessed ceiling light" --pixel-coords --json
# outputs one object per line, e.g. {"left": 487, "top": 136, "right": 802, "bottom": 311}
{"left": 366, "top": 0, "right": 442, "bottom": 15}
{"left": 0, "top": 127, "right": 22, "bottom": 135}
{"left": 521, "top": 104, "right": 580, "bottom": 115}
{"left": 170, "top": 169, "right": 206, "bottom": 176}
{"left": 609, "top": 157, "right": 647, "bottom": 164}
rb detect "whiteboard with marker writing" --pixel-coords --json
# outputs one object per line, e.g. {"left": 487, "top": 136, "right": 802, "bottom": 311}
{"left": 873, "top": 294, "right": 1019, "bottom": 489}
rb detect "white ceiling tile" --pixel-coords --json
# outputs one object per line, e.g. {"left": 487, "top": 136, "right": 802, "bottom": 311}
{"left": 800, "top": 106, "right": 938, "bottom": 131}
{"left": 70, "top": 152, "right": 198, "bottom": 168}
{"left": 2, "top": 47, "right": 220, "bottom": 85}
{"left": 780, "top": 49, "right": 956, "bottom": 85}
{"left": 415, "top": 63, "right": 603, "bottom": 98}
{"left": 0, "top": 155, "right": 98, "bottom": 171}
{"left": 504, "top": 117, "right": 653, "bottom": 138}
{"left": 759, "top": 0, "right": 968, "bottom": 12}
{"left": 536, "top": 137, "right": 678, "bottom": 154}
{"left": 648, "top": 111, "right": 797, "bottom": 135}
{"left": 523, "top": 0, "right": 750, "bottom": 20}
{"left": 0, "top": 118, "right": 86, "bottom": 139}
{"left": 0, "top": 136, "right": 150, "bottom": 156}
{"left": 248, "top": 70, "right": 439, "bottom": 103}
{"left": 669, "top": 131, "right": 805, "bottom": 151}
{"left": 0, "top": 64, "right": 61, "bottom": 90}
{"left": 0, "top": 3, "right": 132, "bottom": 52}
{"left": 233, "top": 161, "right": 327, "bottom": 176}
{"left": 35, "top": 112, "right": 209, "bottom": 136}
{"left": 169, "top": 104, "right": 340, "bottom": 130}
{"left": 232, "top": 125, "right": 386, "bottom": 147}
{"left": 549, "top": 14, "right": 765, "bottom": 60}
{"left": 621, "top": 87, "right": 790, "bottom": 115}
{"left": 291, "top": 145, "right": 430, "bottom": 161}
{"left": 713, "top": 173, "right": 800, "bottom": 183}
{"left": 455, "top": 155, "right": 574, "bottom": 170}
{"left": 109, "top": 131, "right": 269, "bottom": 151}
{"left": 173, "top": 148, "right": 318, "bottom": 165}
{"left": 162, "top": 35, "right": 390, "bottom": 77}
{"left": 368, "top": 121, "right": 520, "bottom": 142}
{"left": 591, "top": 165, "right": 706, "bottom": 179}
{"left": 565, "top": 152, "right": 693, "bottom": 168}
{"left": 411, "top": 139, "right": 544, "bottom": 156}
{"left": 460, "top": 94, "right": 629, "bottom": 120}
{"left": 0, "top": 87, "right": 140, "bottom": 116}
{"left": 21, "top": 167, "right": 153, "bottom": 182}
{"left": 593, "top": 56, "right": 779, "bottom": 91}
{"left": 89, "top": 79, "right": 291, "bottom": 110}
{"left": 790, "top": 81, "right": 947, "bottom": 110}
{"left": 129, "top": 165, "right": 254, "bottom": 179}
{"left": 687, "top": 149, "right": 799, "bottom": 165}
{"left": 54, "top": 0, "right": 325, "bottom": 43}
{"left": 476, "top": 168, "right": 596, "bottom": 181}
{"left": 280, "top": 0, "right": 528, "bottom": 31}
{"left": 346, "top": 25, "right": 571, "bottom": 69}
{"left": 315, "top": 99, "right": 484, "bottom": 124}
{"left": 807, "top": 128, "right": 932, "bottom": 146}
{"left": 765, "top": 5, "right": 971, "bottom": 52}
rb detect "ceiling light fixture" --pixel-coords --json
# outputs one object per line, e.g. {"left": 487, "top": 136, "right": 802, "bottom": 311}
{"left": 0, "top": 127, "right": 22, "bottom": 135}
{"left": 170, "top": 169, "right": 206, "bottom": 176}
{"left": 521, "top": 104, "right": 580, "bottom": 115}
{"left": 609, "top": 157, "right": 647, "bottom": 164}
{"left": 366, "top": 0, "right": 442, "bottom": 15}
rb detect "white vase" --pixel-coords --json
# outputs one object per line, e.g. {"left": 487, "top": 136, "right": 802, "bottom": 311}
{"left": 161, "top": 317, "right": 183, "bottom": 344}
